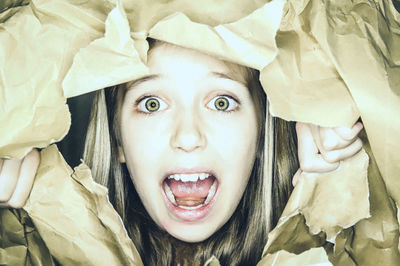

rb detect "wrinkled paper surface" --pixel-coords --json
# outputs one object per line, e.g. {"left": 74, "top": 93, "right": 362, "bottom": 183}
{"left": 1, "top": 0, "right": 399, "bottom": 265}
{"left": 23, "top": 145, "right": 143, "bottom": 265}
{"left": 0, "top": 208, "right": 55, "bottom": 265}
{"left": 257, "top": 247, "right": 331, "bottom": 266}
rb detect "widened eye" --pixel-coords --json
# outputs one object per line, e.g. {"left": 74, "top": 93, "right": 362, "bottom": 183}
{"left": 207, "top": 95, "right": 238, "bottom": 112}
{"left": 138, "top": 97, "right": 168, "bottom": 113}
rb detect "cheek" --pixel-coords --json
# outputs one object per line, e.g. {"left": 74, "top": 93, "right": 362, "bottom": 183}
{"left": 208, "top": 113, "right": 258, "bottom": 167}
{"left": 119, "top": 116, "right": 169, "bottom": 223}
{"left": 120, "top": 116, "right": 169, "bottom": 178}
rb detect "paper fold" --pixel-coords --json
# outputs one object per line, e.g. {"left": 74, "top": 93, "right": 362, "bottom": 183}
{"left": 23, "top": 145, "right": 143, "bottom": 265}
{"left": 62, "top": 0, "right": 149, "bottom": 98}
{"left": 149, "top": 0, "right": 284, "bottom": 71}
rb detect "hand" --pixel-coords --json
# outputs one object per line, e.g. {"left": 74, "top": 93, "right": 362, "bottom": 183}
{"left": 0, "top": 149, "right": 40, "bottom": 208}
{"left": 293, "top": 122, "right": 364, "bottom": 186}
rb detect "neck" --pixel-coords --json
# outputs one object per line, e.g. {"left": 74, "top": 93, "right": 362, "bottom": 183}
{"left": 167, "top": 234, "right": 204, "bottom": 265}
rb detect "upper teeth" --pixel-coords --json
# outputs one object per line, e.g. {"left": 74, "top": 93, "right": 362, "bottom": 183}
{"left": 168, "top": 173, "right": 210, "bottom": 182}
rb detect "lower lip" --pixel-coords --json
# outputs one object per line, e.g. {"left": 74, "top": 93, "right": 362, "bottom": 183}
{"left": 161, "top": 181, "right": 219, "bottom": 222}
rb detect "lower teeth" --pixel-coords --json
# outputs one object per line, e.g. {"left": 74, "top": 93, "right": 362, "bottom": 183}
{"left": 178, "top": 204, "right": 204, "bottom": 210}
{"left": 164, "top": 179, "right": 217, "bottom": 209}
{"left": 164, "top": 183, "right": 177, "bottom": 205}
{"left": 204, "top": 180, "right": 217, "bottom": 205}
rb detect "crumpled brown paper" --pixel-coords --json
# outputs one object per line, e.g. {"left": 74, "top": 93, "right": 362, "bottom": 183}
{"left": 0, "top": 0, "right": 28, "bottom": 22}
{"left": 62, "top": 0, "right": 284, "bottom": 98}
{"left": 257, "top": 247, "right": 331, "bottom": 266}
{"left": 264, "top": 0, "right": 400, "bottom": 203}
{"left": 0, "top": 0, "right": 105, "bottom": 159}
{"left": 204, "top": 256, "right": 221, "bottom": 266}
{"left": 148, "top": 0, "right": 284, "bottom": 71}
{"left": 62, "top": 0, "right": 149, "bottom": 98}
{"left": 260, "top": 132, "right": 400, "bottom": 265}
{"left": 264, "top": 149, "right": 369, "bottom": 248}
{"left": 326, "top": 132, "right": 400, "bottom": 265}
{"left": 259, "top": 149, "right": 369, "bottom": 263}
{"left": 257, "top": 1, "right": 399, "bottom": 263}
{"left": 1, "top": 0, "right": 399, "bottom": 265}
{"left": 0, "top": 208, "right": 55, "bottom": 265}
{"left": 22, "top": 145, "right": 143, "bottom": 265}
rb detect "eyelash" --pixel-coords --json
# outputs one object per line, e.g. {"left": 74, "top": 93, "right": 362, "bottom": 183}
{"left": 209, "top": 94, "right": 240, "bottom": 113}
{"left": 134, "top": 94, "right": 241, "bottom": 115}
{"left": 135, "top": 94, "right": 156, "bottom": 106}
{"left": 134, "top": 94, "right": 166, "bottom": 115}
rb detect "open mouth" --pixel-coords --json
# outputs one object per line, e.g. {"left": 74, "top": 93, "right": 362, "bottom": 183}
{"left": 162, "top": 172, "right": 219, "bottom": 221}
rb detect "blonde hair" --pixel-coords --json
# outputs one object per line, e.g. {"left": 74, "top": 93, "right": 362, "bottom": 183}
{"left": 83, "top": 42, "right": 298, "bottom": 265}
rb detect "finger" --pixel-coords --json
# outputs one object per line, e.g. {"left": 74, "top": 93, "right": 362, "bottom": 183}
{"left": 318, "top": 127, "right": 354, "bottom": 151}
{"left": 297, "top": 123, "right": 339, "bottom": 172}
{"left": 309, "top": 124, "right": 324, "bottom": 152}
{"left": 0, "top": 158, "right": 22, "bottom": 203}
{"left": 296, "top": 122, "right": 319, "bottom": 161}
{"left": 303, "top": 154, "right": 340, "bottom": 172}
{"left": 292, "top": 169, "right": 301, "bottom": 187}
{"left": 7, "top": 149, "right": 40, "bottom": 208}
{"left": 320, "top": 138, "right": 363, "bottom": 163}
{"left": 334, "top": 122, "right": 364, "bottom": 141}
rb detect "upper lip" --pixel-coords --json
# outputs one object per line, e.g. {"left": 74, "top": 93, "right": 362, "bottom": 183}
{"left": 162, "top": 167, "right": 217, "bottom": 182}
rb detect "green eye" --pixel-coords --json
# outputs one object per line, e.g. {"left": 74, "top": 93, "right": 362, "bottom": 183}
{"left": 214, "top": 97, "right": 229, "bottom": 111}
{"left": 137, "top": 96, "right": 168, "bottom": 114}
{"left": 145, "top": 98, "right": 160, "bottom": 112}
{"left": 206, "top": 95, "right": 239, "bottom": 112}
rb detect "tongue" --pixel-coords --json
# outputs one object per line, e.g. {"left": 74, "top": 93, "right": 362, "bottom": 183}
{"left": 166, "top": 177, "right": 214, "bottom": 206}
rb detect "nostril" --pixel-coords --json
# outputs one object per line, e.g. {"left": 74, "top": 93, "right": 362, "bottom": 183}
{"left": 176, "top": 135, "right": 203, "bottom": 152}
{"left": 170, "top": 127, "right": 206, "bottom": 152}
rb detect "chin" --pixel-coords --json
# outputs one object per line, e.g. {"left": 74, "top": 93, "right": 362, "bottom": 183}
{"left": 163, "top": 219, "right": 222, "bottom": 243}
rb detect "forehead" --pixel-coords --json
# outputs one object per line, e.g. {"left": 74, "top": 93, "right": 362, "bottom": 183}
{"left": 147, "top": 43, "right": 248, "bottom": 85}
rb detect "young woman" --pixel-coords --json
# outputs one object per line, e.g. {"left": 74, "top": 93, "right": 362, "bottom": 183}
{"left": 0, "top": 40, "right": 363, "bottom": 265}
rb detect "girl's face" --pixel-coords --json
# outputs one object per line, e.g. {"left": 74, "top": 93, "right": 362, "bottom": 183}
{"left": 119, "top": 44, "right": 258, "bottom": 242}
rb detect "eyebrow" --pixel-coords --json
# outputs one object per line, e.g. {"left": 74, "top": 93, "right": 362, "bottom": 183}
{"left": 126, "top": 74, "right": 160, "bottom": 90}
{"left": 126, "top": 71, "right": 247, "bottom": 90}
{"left": 210, "top": 71, "right": 247, "bottom": 86}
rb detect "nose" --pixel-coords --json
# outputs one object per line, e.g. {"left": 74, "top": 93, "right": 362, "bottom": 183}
{"left": 170, "top": 111, "right": 206, "bottom": 152}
